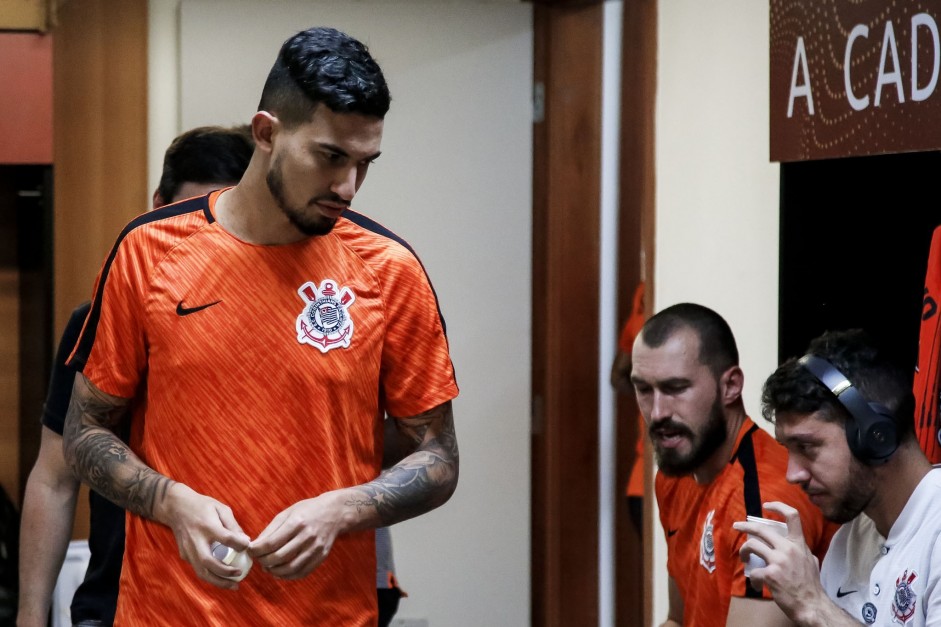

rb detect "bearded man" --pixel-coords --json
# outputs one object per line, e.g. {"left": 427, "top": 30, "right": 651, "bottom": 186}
{"left": 630, "top": 303, "right": 836, "bottom": 627}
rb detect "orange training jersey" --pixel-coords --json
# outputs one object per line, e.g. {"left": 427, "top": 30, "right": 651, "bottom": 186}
{"left": 655, "top": 418, "right": 837, "bottom": 627}
{"left": 914, "top": 225, "right": 941, "bottom": 463}
{"left": 69, "top": 191, "right": 459, "bottom": 626}
{"left": 617, "top": 282, "right": 645, "bottom": 355}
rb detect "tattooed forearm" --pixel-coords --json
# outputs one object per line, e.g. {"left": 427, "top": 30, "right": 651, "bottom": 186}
{"left": 63, "top": 374, "right": 176, "bottom": 520}
{"left": 348, "top": 401, "right": 459, "bottom": 526}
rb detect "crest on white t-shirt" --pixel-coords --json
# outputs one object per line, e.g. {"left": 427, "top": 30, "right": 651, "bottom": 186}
{"left": 296, "top": 279, "right": 355, "bottom": 353}
{"left": 699, "top": 509, "right": 716, "bottom": 573}
{"left": 891, "top": 569, "right": 918, "bottom": 625}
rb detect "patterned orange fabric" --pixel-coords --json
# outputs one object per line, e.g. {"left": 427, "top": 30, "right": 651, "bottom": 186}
{"left": 69, "top": 191, "right": 458, "bottom": 626}
{"left": 617, "top": 282, "right": 646, "bottom": 354}
{"left": 914, "top": 226, "right": 941, "bottom": 463}
{"left": 655, "top": 418, "right": 837, "bottom": 626}
{"left": 620, "top": 282, "right": 646, "bottom": 497}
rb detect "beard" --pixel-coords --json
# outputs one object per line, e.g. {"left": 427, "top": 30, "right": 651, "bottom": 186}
{"left": 814, "top": 457, "right": 875, "bottom": 523}
{"left": 651, "top": 394, "right": 728, "bottom": 477}
{"left": 266, "top": 153, "right": 341, "bottom": 236}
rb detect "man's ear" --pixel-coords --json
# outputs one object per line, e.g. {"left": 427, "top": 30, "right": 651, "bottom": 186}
{"left": 252, "top": 111, "right": 278, "bottom": 152}
{"left": 152, "top": 189, "right": 165, "bottom": 210}
{"left": 720, "top": 365, "right": 744, "bottom": 406}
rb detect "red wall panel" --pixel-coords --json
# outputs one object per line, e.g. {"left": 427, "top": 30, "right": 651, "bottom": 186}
{"left": 0, "top": 32, "right": 52, "bottom": 164}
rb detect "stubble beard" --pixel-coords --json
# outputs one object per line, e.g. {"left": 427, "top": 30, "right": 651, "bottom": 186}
{"left": 819, "top": 457, "right": 875, "bottom": 523}
{"left": 266, "top": 154, "right": 338, "bottom": 237}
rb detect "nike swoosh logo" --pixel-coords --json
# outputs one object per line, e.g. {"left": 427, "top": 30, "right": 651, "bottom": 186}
{"left": 176, "top": 300, "right": 222, "bottom": 316}
{"left": 667, "top": 528, "right": 678, "bottom": 537}
{"left": 836, "top": 587, "right": 857, "bottom": 598}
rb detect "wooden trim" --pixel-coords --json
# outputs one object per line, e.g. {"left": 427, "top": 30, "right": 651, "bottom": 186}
{"left": 532, "top": 4, "right": 604, "bottom": 625}
{"left": 53, "top": 0, "right": 148, "bottom": 337}
{"left": 615, "top": 2, "right": 658, "bottom": 626}
{"left": 52, "top": 0, "right": 148, "bottom": 538}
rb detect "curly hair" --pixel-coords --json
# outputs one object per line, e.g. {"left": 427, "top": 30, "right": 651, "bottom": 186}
{"left": 258, "top": 27, "right": 391, "bottom": 127}
{"left": 761, "top": 329, "right": 914, "bottom": 440}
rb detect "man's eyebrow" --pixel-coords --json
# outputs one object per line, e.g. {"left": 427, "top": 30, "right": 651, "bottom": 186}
{"left": 317, "top": 142, "right": 382, "bottom": 162}
{"left": 629, "top": 375, "right": 690, "bottom": 387}
{"left": 658, "top": 377, "right": 691, "bottom": 387}
{"left": 316, "top": 142, "right": 348, "bottom": 156}
{"left": 779, "top": 431, "right": 821, "bottom": 446}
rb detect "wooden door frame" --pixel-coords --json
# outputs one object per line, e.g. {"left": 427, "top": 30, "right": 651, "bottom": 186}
{"left": 531, "top": 1, "right": 657, "bottom": 625}
{"left": 51, "top": 0, "right": 148, "bottom": 538}
{"left": 531, "top": 4, "right": 604, "bottom": 624}
{"left": 615, "top": 2, "right": 657, "bottom": 626}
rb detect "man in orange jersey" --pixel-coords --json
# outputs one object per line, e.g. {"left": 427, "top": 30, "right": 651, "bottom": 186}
{"left": 630, "top": 303, "right": 835, "bottom": 627}
{"left": 18, "top": 125, "right": 254, "bottom": 627}
{"left": 62, "top": 26, "right": 458, "bottom": 626}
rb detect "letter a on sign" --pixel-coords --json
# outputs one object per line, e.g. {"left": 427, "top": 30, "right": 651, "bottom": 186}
{"left": 788, "top": 37, "right": 815, "bottom": 117}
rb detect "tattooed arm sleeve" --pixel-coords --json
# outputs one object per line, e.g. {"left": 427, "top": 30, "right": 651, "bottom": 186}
{"left": 63, "top": 373, "right": 176, "bottom": 521}
{"left": 348, "top": 400, "right": 458, "bottom": 526}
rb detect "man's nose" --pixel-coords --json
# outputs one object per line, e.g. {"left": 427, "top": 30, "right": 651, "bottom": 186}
{"left": 649, "top": 391, "right": 671, "bottom": 423}
{"left": 331, "top": 166, "right": 358, "bottom": 201}
{"left": 785, "top": 455, "right": 810, "bottom": 485}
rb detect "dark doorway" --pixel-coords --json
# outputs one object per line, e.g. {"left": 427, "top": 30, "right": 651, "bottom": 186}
{"left": 0, "top": 164, "right": 54, "bottom": 504}
{"left": 779, "top": 152, "right": 941, "bottom": 369}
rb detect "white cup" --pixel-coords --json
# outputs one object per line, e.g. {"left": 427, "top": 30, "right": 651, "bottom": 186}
{"left": 743, "top": 515, "right": 787, "bottom": 577}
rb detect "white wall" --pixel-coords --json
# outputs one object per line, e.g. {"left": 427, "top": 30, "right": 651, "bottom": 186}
{"left": 654, "top": 0, "right": 779, "bottom": 622}
{"left": 148, "top": 2, "right": 533, "bottom": 626}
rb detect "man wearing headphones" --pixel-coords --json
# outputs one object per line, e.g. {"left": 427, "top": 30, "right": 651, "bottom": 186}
{"left": 630, "top": 303, "right": 836, "bottom": 627}
{"left": 739, "top": 329, "right": 940, "bottom": 626}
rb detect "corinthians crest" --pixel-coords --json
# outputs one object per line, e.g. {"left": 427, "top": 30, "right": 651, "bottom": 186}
{"left": 296, "top": 279, "right": 355, "bottom": 353}
{"left": 700, "top": 509, "right": 717, "bottom": 573}
{"left": 892, "top": 569, "right": 918, "bottom": 625}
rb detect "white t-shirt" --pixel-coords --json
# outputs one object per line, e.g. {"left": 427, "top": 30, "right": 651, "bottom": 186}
{"left": 820, "top": 468, "right": 941, "bottom": 626}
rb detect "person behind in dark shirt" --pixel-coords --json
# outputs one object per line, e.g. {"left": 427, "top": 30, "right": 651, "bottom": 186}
{"left": 16, "top": 124, "right": 254, "bottom": 627}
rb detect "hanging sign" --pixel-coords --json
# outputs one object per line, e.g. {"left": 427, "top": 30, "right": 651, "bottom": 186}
{"left": 771, "top": 1, "right": 941, "bottom": 161}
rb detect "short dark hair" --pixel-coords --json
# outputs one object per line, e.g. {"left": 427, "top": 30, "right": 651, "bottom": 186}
{"left": 639, "top": 303, "right": 739, "bottom": 375}
{"left": 761, "top": 329, "right": 915, "bottom": 439}
{"left": 258, "top": 27, "right": 391, "bottom": 127}
{"left": 156, "top": 125, "right": 254, "bottom": 203}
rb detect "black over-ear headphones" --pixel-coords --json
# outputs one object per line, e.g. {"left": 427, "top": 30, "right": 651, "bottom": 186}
{"left": 798, "top": 355, "right": 898, "bottom": 465}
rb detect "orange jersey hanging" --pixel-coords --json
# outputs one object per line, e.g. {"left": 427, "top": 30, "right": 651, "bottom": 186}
{"left": 914, "top": 226, "right": 941, "bottom": 463}
{"left": 618, "top": 282, "right": 646, "bottom": 498}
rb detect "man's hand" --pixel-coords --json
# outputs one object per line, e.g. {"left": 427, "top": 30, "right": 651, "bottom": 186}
{"left": 160, "top": 483, "right": 251, "bottom": 589}
{"left": 733, "top": 502, "right": 855, "bottom": 626}
{"left": 249, "top": 492, "right": 347, "bottom": 580}
{"left": 64, "top": 374, "right": 251, "bottom": 589}
{"left": 250, "top": 400, "right": 458, "bottom": 580}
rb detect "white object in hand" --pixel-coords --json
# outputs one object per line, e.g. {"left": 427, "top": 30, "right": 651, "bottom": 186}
{"left": 743, "top": 515, "right": 788, "bottom": 576}
{"left": 210, "top": 541, "right": 253, "bottom": 582}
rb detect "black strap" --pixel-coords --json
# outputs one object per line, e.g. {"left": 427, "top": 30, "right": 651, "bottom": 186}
{"left": 732, "top": 423, "right": 763, "bottom": 598}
